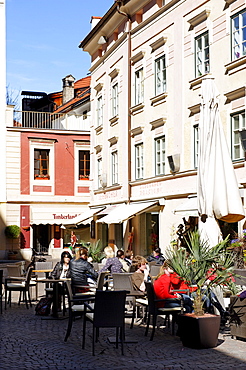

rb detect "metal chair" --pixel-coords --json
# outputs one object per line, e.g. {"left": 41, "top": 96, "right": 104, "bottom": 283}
{"left": 112, "top": 273, "right": 145, "bottom": 328}
{"left": 5, "top": 267, "right": 34, "bottom": 309}
{"left": 145, "top": 281, "right": 183, "bottom": 340}
{"left": 82, "top": 290, "right": 127, "bottom": 356}
{"left": 7, "top": 264, "right": 37, "bottom": 300}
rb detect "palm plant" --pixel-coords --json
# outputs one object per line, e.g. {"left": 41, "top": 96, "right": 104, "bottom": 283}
{"left": 88, "top": 239, "right": 104, "bottom": 262}
{"left": 165, "top": 230, "right": 236, "bottom": 315}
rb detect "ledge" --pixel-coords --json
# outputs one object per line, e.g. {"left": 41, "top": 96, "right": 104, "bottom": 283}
{"left": 150, "top": 117, "right": 166, "bottom": 130}
{"left": 224, "top": 87, "right": 246, "bottom": 103}
{"left": 95, "top": 125, "right": 103, "bottom": 135}
{"left": 131, "top": 50, "right": 145, "bottom": 65}
{"left": 109, "top": 115, "right": 119, "bottom": 126}
{"left": 131, "top": 126, "right": 144, "bottom": 137}
{"left": 189, "top": 73, "right": 211, "bottom": 90}
{"left": 225, "top": 56, "right": 246, "bottom": 75}
{"left": 150, "top": 36, "right": 167, "bottom": 52}
{"left": 188, "top": 104, "right": 200, "bottom": 116}
{"left": 94, "top": 82, "right": 103, "bottom": 92}
{"left": 150, "top": 92, "right": 168, "bottom": 106}
{"left": 130, "top": 102, "right": 145, "bottom": 115}
{"left": 108, "top": 136, "right": 118, "bottom": 146}
{"left": 94, "top": 144, "right": 102, "bottom": 154}
{"left": 109, "top": 68, "right": 120, "bottom": 79}
{"left": 188, "top": 9, "right": 211, "bottom": 29}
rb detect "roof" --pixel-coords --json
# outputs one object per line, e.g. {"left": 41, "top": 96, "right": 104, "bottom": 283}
{"left": 54, "top": 87, "right": 90, "bottom": 114}
{"left": 74, "top": 76, "right": 91, "bottom": 89}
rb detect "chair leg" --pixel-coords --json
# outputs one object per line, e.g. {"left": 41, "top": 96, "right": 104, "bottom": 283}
{"left": 96, "top": 328, "right": 99, "bottom": 343}
{"left": 150, "top": 314, "right": 157, "bottom": 341}
{"left": 64, "top": 313, "right": 73, "bottom": 342}
{"left": 116, "top": 327, "right": 119, "bottom": 349}
{"left": 145, "top": 313, "right": 150, "bottom": 336}
{"left": 23, "top": 290, "right": 29, "bottom": 309}
{"left": 92, "top": 326, "right": 95, "bottom": 356}
{"left": 82, "top": 316, "right": 86, "bottom": 349}
{"left": 28, "top": 289, "right": 32, "bottom": 307}
{"left": 120, "top": 326, "right": 125, "bottom": 356}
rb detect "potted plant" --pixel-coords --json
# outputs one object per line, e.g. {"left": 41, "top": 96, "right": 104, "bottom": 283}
{"left": 165, "top": 230, "right": 236, "bottom": 349}
{"left": 88, "top": 239, "right": 104, "bottom": 263}
{"left": 5, "top": 225, "right": 21, "bottom": 258}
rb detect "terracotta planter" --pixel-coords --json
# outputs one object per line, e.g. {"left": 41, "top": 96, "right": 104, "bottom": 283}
{"left": 178, "top": 313, "right": 221, "bottom": 349}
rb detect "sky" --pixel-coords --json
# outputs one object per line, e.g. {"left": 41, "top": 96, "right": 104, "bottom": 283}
{"left": 6, "top": 0, "right": 113, "bottom": 97}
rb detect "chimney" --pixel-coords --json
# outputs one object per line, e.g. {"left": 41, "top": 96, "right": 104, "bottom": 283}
{"left": 90, "top": 16, "right": 102, "bottom": 29}
{"left": 62, "top": 75, "right": 75, "bottom": 104}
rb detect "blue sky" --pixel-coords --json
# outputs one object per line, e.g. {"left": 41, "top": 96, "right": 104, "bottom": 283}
{"left": 6, "top": 0, "right": 113, "bottom": 96}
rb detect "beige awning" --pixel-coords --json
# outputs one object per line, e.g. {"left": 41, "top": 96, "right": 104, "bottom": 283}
{"left": 173, "top": 196, "right": 199, "bottom": 217}
{"left": 62, "top": 207, "right": 105, "bottom": 226}
{"left": 97, "top": 201, "right": 158, "bottom": 224}
{"left": 31, "top": 207, "right": 83, "bottom": 225}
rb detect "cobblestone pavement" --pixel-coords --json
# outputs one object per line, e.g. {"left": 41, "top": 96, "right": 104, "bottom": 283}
{"left": 0, "top": 295, "right": 246, "bottom": 370}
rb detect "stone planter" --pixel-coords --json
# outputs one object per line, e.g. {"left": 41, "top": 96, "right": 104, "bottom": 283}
{"left": 178, "top": 313, "right": 221, "bottom": 349}
{"left": 229, "top": 295, "right": 246, "bottom": 340}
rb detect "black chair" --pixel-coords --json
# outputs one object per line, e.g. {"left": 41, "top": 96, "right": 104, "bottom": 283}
{"left": 5, "top": 267, "right": 33, "bottom": 309}
{"left": 0, "top": 270, "right": 3, "bottom": 314}
{"left": 145, "top": 281, "right": 183, "bottom": 340}
{"left": 82, "top": 290, "right": 127, "bottom": 356}
{"left": 64, "top": 280, "right": 93, "bottom": 342}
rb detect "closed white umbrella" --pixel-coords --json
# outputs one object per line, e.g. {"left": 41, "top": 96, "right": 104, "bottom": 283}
{"left": 197, "top": 76, "right": 244, "bottom": 243}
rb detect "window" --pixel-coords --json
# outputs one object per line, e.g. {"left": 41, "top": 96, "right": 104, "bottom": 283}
{"left": 195, "top": 31, "right": 209, "bottom": 77}
{"left": 112, "top": 151, "right": 118, "bottom": 184}
{"left": 97, "top": 96, "right": 103, "bottom": 126}
{"left": 135, "top": 68, "right": 144, "bottom": 105}
{"left": 97, "top": 158, "right": 102, "bottom": 188}
{"left": 155, "top": 136, "right": 165, "bottom": 175}
{"left": 34, "top": 149, "right": 50, "bottom": 179}
{"left": 112, "top": 83, "right": 119, "bottom": 117}
{"left": 79, "top": 150, "right": 90, "bottom": 179}
{"left": 231, "top": 10, "right": 246, "bottom": 60}
{"left": 231, "top": 112, "right": 245, "bottom": 160}
{"left": 194, "top": 125, "right": 199, "bottom": 168}
{"left": 155, "top": 55, "right": 166, "bottom": 95}
{"left": 135, "top": 143, "right": 144, "bottom": 179}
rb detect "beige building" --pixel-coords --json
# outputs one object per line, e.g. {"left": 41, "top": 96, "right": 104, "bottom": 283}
{"left": 80, "top": 0, "right": 246, "bottom": 256}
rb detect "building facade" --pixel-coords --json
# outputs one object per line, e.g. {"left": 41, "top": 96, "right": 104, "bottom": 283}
{"left": 80, "top": 0, "right": 246, "bottom": 256}
{"left": 3, "top": 76, "right": 91, "bottom": 260}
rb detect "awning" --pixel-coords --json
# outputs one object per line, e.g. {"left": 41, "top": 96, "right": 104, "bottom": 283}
{"left": 31, "top": 207, "right": 84, "bottom": 225}
{"left": 97, "top": 201, "right": 158, "bottom": 224}
{"left": 173, "top": 196, "right": 199, "bottom": 217}
{"left": 62, "top": 207, "right": 105, "bottom": 226}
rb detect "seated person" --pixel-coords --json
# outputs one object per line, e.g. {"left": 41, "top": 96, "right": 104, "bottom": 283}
{"left": 50, "top": 251, "right": 72, "bottom": 279}
{"left": 131, "top": 256, "right": 149, "bottom": 292}
{"left": 147, "top": 247, "right": 165, "bottom": 265}
{"left": 69, "top": 247, "right": 98, "bottom": 292}
{"left": 99, "top": 246, "right": 124, "bottom": 273}
{"left": 124, "top": 249, "right": 134, "bottom": 267}
{"left": 154, "top": 262, "right": 193, "bottom": 313}
{"left": 117, "top": 250, "right": 129, "bottom": 272}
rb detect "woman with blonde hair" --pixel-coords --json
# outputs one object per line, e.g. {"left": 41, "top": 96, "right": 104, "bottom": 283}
{"left": 99, "top": 245, "right": 123, "bottom": 273}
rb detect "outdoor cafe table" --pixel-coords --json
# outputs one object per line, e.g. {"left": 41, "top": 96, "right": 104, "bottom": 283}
{"left": 36, "top": 278, "right": 70, "bottom": 319}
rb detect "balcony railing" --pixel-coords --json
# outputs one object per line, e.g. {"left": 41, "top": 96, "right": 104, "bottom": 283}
{"left": 11, "top": 110, "right": 90, "bottom": 131}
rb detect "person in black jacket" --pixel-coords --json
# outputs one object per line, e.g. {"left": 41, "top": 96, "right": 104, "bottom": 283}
{"left": 69, "top": 247, "right": 98, "bottom": 291}
{"left": 147, "top": 247, "right": 165, "bottom": 265}
{"left": 50, "top": 251, "right": 72, "bottom": 279}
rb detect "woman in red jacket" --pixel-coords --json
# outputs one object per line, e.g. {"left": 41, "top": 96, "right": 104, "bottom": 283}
{"left": 154, "top": 262, "right": 193, "bottom": 313}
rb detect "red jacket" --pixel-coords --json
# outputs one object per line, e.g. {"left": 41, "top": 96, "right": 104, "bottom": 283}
{"left": 154, "top": 273, "right": 178, "bottom": 300}
{"left": 170, "top": 272, "right": 190, "bottom": 292}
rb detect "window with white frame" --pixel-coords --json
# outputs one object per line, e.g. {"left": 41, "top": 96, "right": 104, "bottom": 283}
{"left": 155, "top": 136, "right": 165, "bottom": 175}
{"left": 194, "top": 124, "right": 199, "bottom": 168}
{"left": 231, "top": 10, "right": 246, "bottom": 60}
{"left": 97, "top": 157, "right": 102, "bottom": 188}
{"left": 195, "top": 31, "right": 210, "bottom": 77}
{"left": 155, "top": 55, "right": 166, "bottom": 95}
{"left": 97, "top": 96, "right": 103, "bottom": 127}
{"left": 135, "top": 143, "right": 144, "bottom": 179}
{"left": 135, "top": 68, "right": 144, "bottom": 105}
{"left": 112, "top": 83, "right": 119, "bottom": 117}
{"left": 111, "top": 151, "right": 118, "bottom": 184}
{"left": 231, "top": 112, "right": 245, "bottom": 160}
{"left": 34, "top": 149, "right": 50, "bottom": 179}
{"left": 79, "top": 150, "right": 90, "bottom": 180}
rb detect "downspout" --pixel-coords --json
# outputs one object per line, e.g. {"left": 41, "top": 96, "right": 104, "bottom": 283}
{"left": 115, "top": 1, "right": 132, "bottom": 204}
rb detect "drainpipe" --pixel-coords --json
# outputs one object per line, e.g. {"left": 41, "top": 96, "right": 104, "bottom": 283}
{"left": 115, "top": 1, "right": 132, "bottom": 204}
